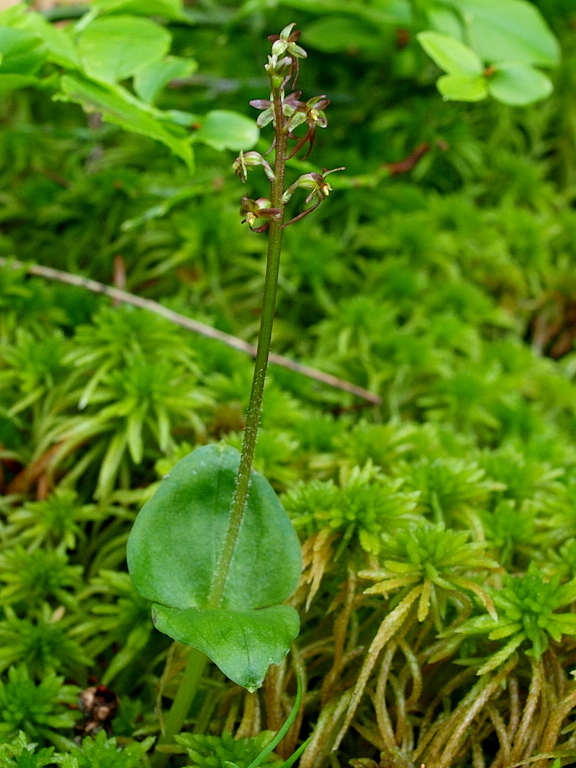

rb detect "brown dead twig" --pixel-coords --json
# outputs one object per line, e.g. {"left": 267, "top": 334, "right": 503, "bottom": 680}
{"left": 0, "top": 257, "right": 382, "bottom": 406}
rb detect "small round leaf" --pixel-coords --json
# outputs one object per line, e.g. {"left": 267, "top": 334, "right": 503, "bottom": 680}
{"left": 193, "top": 110, "right": 259, "bottom": 151}
{"left": 78, "top": 16, "right": 170, "bottom": 84}
{"left": 437, "top": 73, "right": 488, "bottom": 102}
{"left": 417, "top": 31, "right": 483, "bottom": 77}
{"left": 487, "top": 63, "right": 553, "bottom": 106}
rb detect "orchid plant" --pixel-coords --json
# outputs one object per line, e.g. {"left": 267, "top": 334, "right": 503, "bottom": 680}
{"left": 126, "top": 23, "right": 340, "bottom": 757}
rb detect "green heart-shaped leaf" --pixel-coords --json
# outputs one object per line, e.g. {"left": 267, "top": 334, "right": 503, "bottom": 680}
{"left": 152, "top": 604, "right": 300, "bottom": 691}
{"left": 127, "top": 444, "right": 302, "bottom": 689}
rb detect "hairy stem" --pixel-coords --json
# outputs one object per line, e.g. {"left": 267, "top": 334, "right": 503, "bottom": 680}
{"left": 207, "top": 77, "right": 287, "bottom": 609}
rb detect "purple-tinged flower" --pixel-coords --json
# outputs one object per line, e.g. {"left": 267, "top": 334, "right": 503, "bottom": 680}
{"left": 240, "top": 197, "right": 281, "bottom": 233}
{"left": 265, "top": 24, "right": 307, "bottom": 87}
{"left": 281, "top": 167, "right": 345, "bottom": 227}
{"left": 233, "top": 151, "right": 275, "bottom": 183}
{"left": 250, "top": 91, "right": 304, "bottom": 131}
{"left": 268, "top": 23, "right": 307, "bottom": 61}
{"left": 286, "top": 95, "right": 330, "bottom": 160}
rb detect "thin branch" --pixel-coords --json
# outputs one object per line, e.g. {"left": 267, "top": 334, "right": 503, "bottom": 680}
{"left": 0, "top": 257, "right": 382, "bottom": 405}
{"left": 385, "top": 141, "right": 432, "bottom": 176}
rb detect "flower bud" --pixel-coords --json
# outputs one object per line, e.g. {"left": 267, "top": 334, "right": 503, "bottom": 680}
{"left": 232, "top": 151, "right": 275, "bottom": 183}
{"left": 271, "top": 39, "right": 288, "bottom": 57}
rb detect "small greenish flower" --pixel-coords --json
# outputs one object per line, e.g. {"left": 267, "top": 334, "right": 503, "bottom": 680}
{"left": 265, "top": 23, "right": 307, "bottom": 86}
{"left": 249, "top": 96, "right": 275, "bottom": 128}
{"left": 268, "top": 23, "right": 307, "bottom": 61}
{"left": 239, "top": 197, "right": 281, "bottom": 233}
{"left": 286, "top": 96, "right": 330, "bottom": 159}
{"left": 281, "top": 168, "right": 344, "bottom": 226}
{"left": 265, "top": 54, "right": 293, "bottom": 87}
{"left": 249, "top": 91, "right": 302, "bottom": 129}
{"left": 283, "top": 169, "right": 342, "bottom": 205}
{"left": 232, "top": 151, "right": 274, "bottom": 183}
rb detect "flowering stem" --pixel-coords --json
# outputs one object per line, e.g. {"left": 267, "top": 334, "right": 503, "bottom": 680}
{"left": 154, "top": 26, "right": 331, "bottom": 756}
{"left": 207, "top": 77, "right": 287, "bottom": 609}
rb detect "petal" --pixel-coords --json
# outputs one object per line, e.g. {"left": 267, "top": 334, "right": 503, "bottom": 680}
{"left": 257, "top": 110, "right": 275, "bottom": 128}
{"left": 288, "top": 43, "right": 307, "bottom": 59}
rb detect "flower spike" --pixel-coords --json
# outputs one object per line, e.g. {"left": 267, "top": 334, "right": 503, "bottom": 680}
{"left": 238, "top": 27, "right": 342, "bottom": 232}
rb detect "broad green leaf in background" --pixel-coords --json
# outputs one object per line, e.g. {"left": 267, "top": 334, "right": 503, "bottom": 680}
{"left": 0, "top": 27, "right": 45, "bottom": 76}
{"left": 487, "top": 62, "right": 553, "bottom": 106}
{"left": 134, "top": 56, "right": 197, "bottom": 105}
{"left": 23, "top": 13, "right": 80, "bottom": 69}
{"left": 437, "top": 73, "right": 487, "bottom": 101}
{"left": 0, "top": 73, "right": 39, "bottom": 95}
{"left": 301, "top": 16, "right": 385, "bottom": 54}
{"left": 427, "top": 4, "right": 464, "bottom": 39}
{"left": 193, "top": 110, "right": 259, "bottom": 152}
{"left": 459, "top": 0, "right": 560, "bottom": 67}
{"left": 275, "top": 0, "right": 411, "bottom": 26}
{"left": 92, "top": 0, "right": 186, "bottom": 21}
{"left": 417, "top": 31, "right": 483, "bottom": 77}
{"left": 417, "top": 31, "right": 488, "bottom": 102}
{"left": 56, "top": 74, "right": 194, "bottom": 169}
{"left": 159, "top": 109, "right": 198, "bottom": 127}
{"left": 127, "top": 444, "right": 302, "bottom": 690}
{"left": 0, "top": 5, "right": 24, "bottom": 24}
{"left": 77, "top": 15, "right": 170, "bottom": 84}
